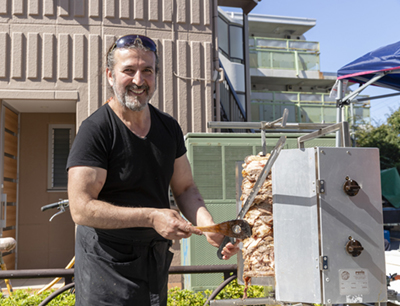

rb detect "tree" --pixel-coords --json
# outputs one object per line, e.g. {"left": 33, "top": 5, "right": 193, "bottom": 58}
{"left": 355, "top": 108, "right": 400, "bottom": 171}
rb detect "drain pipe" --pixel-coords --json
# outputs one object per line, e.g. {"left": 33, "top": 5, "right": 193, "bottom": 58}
{"left": 212, "top": 0, "right": 220, "bottom": 131}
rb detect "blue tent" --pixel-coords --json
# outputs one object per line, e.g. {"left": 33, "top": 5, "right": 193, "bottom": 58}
{"left": 333, "top": 41, "right": 400, "bottom": 108}
{"left": 337, "top": 41, "right": 400, "bottom": 92}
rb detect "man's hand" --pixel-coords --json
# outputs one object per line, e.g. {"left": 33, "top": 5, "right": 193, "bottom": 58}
{"left": 204, "top": 232, "right": 241, "bottom": 260}
{"left": 149, "top": 209, "right": 202, "bottom": 240}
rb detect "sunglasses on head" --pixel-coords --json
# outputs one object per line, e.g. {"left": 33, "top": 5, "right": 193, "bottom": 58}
{"left": 109, "top": 35, "right": 157, "bottom": 53}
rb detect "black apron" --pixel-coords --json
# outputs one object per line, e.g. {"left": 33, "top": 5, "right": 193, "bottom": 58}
{"left": 74, "top": 225, "right": 173, "bottom": 306}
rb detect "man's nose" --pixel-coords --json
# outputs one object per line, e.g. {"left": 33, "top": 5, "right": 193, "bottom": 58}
{"left": 132, "top": 71, "right": 144, "bottom": 85}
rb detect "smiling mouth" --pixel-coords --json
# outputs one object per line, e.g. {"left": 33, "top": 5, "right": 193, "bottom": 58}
{"left": 129, "top": 86, "right": 148, "bottom": 96}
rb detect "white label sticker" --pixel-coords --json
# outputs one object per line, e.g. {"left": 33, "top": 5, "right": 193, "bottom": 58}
{"left": 339, "top": 269, "right": 369, "bottom": 295}
{"left": 346, "top": 294, "right": 363, "bottom": 303}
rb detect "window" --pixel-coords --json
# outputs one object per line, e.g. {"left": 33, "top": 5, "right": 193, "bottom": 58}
{"left": 48, "top": 124, "right": 75, "bottom": 190}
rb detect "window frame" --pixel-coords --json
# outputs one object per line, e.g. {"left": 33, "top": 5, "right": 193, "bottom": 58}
{"left": 47, "top": 124, "right": 75, "bottom": 191}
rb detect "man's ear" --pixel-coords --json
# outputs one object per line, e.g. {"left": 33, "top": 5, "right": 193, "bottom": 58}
{"left": 106, "top": 68, "right": 114, "bottom": 87}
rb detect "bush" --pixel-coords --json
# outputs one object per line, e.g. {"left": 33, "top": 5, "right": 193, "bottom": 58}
{"left": 0, "top": 279, "right": 265, "bottom": 306}
{"left": 168, "top": 278, "right": 266, "bottom": 305}
{"left": 0, "top": 289, "right": 75, "bottom": 306}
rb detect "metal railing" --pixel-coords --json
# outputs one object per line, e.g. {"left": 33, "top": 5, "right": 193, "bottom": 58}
{"left": 0, "top": 264, "right": 238, "bottom": 284}
{"left": 249, "top": 37, "right": 320, "bottom": 72}
{"left": 219, "top": 61, "right": 251, "bottom": 133}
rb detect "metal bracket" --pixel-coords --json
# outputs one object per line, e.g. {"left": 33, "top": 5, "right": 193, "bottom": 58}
{"left": 320, "top": 255, "right": 329, "bottom": 270}
{"left": 318, "top": 180, "right": 326, "bottom": 194}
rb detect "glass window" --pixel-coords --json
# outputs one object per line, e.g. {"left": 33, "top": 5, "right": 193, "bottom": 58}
{"left": 48, "top": 124, "right": 75, "bottom": 190}
{"left": 218, "top": 17, "right": 229, "bottom": 56}
{"left": 229, "top": 25, "right": 243, "bottom": 60}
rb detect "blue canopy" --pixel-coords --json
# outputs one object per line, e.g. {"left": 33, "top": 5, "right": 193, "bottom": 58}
{"left": 337, "top": 41, "right": 400, "bottom": 91}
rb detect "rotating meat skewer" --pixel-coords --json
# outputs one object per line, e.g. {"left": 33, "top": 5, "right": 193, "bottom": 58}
{"left": 217, "top": 135, "right": 287, "bottom": 259}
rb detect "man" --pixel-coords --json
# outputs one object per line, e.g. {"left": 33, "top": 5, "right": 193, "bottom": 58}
{"left": 67, "top": 34, "right": 239, "bottom": 306}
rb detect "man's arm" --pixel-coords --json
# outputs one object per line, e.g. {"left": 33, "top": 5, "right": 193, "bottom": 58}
{"left": 67, "top": 165, "right": 201, "bottom": 240}
{"left": 170, "top": 154, "right": 240, "bottom": 260}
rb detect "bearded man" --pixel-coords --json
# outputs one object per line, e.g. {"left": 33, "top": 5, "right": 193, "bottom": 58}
{"left": 66, "top": 35, "right": 239, "bottom": 306}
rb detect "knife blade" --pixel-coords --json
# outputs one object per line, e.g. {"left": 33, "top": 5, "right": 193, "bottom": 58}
{"left": 217, "top": 135, "right": 286, "bottom": 259}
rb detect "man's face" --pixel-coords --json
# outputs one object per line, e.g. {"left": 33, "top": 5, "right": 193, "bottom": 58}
{"left": 107, "top": 48, "right": 157, "bottom": 112}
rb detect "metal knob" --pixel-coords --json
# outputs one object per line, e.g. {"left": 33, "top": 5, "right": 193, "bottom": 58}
{"left": 343, "top": 176, "right": 360, "bottom": 196}
{"left": 345, "top": 236, "right": 364, "bottom": 257}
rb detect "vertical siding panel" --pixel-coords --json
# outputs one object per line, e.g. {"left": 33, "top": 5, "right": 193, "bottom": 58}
{"left": 177, "top": 40, "right": 188, "bottom": 134}
{"left": 28, "top": 0, "right": 39, "bottom": 16}
{"left": 162, "top": 0, "right": 172, "bottom": 23}
{"left": 73, "top": 34, "right": 84, "bottom": 80}
{"left": 204, "top": 42, "right": 213, "bottom": 130}
{"left": 191, "top": 41, "right": 202, "bottom": 132}
{"left": 12, "top": 0, "right": 23, "bottom": 15}
{"left": 148, "top": 0, "right": 158, "bottom": 21}
{"left": 133, "top": 0, "right": 144, "bottom": 20}
{"left": 190, "top": 0, "right": 200, "bottom": 25}
{"left": 105, "top": 0, "right": 115, "bottom": 18}
{"left": 44, "top": 0, "right": 55, "bottom": 16}
{"left": 0, "top": 1, "right": 7, "bottom": 14}
{"left": 27, "top": 33, "right": 38, "bottom": 79}
{"left": 176, "top": 0, "right": 186, "bottom": 24}
{"left": 59, "top": 0, "right": 69, "bottom": 16}
{"left": 74, "top": 0, "right": 85, "bottom": 17}
{"left": 204, "top": 0, "right": 210, "bottom": 26}
{"left": 119, "top": 0, "right": 129, "bottom": 19}
{"left": 163, "top": 39, "right": 173, "bottom": 116}
{"left": 152, "top": 39, "right": 161, "bottom": 110}
{"left": 89, "top": 34, "right": 101, "bottom": 113}
{"left": 42, "top": 33, "right": 54, "bottom": 79}
{"left": 58, "top": 33, "right": 69, "bottom": 80}
{"left": 88, "top": 0, "right": 100, "bottom": 17}
{"left": 103, "top": 35, "right": 116, "bottom": 100}
{"left": 0, "top": 33, "right": 7, "bottom": 77}
{"left": 11, "top": 32, "right": 22, "bottom": 79}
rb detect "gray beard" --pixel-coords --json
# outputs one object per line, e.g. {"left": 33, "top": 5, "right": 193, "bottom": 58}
{"left": 114, "top": 87, "right": 148, "bottom": 112}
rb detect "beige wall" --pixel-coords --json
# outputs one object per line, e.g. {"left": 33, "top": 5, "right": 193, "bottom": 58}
{"left": 0, "top": 0, "right": 216, "bottom": 134}
{"left": 0, "top": 1, "right": 217, "bottom": 272}
{"left": 18, "top": 113, "right": 75, "bottom": 269}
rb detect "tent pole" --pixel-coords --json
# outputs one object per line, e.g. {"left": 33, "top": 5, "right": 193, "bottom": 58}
{"left": 336, "top": 80, "right": 343, "bottom": 147}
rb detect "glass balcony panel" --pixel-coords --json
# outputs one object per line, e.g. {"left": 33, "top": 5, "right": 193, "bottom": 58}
{"left": 275, "top": 92, "right": 298, "bottom": 102}
{"left": 322, "top": 105, "right": 337, "bottom": 123}
{"left": 272, "top": 52, "right": 295, "bottom": 69}
{"left": 300, "top": 105, "right": 322, "bottom": 123}
{"left": 255, "top": 38, "right": 287, "bottom": 49}
{"left": 300, "top": 94, "right": 322, "bottom": 102}
{"left": 298, "top": 53, "right": 319, "bottom": 71}
{"left": 218, "top": 18, "right": 229, "bottom": 55}
{"left": 289, "top": 41, "right": 319, "bottom": 51}
{"left": 230, "top": 25, "right": 243, "bottom": 60}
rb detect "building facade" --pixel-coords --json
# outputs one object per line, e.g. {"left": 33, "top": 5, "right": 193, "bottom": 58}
{"left": 0, "top": 0, "right": 259, "bottom": 274}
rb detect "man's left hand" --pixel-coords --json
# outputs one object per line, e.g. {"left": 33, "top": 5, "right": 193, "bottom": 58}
{"left": 204, "top": 232, "right": 241, "bottom": 260}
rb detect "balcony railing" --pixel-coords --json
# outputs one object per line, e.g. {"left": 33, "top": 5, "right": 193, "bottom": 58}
{"left": 219, "top": 61, "right": 253, "bottom": 132}
{"left": 251, "top": 90, "right": 371, "bottom": 125}
{"left": 249, "top": 37, "right": 320, "bottom": 72}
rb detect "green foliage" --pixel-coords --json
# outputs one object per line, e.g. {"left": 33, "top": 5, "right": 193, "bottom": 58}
{"left": 355, "top": 108, "right": 400, "bottom": 171}
{"left": 0, "top": 280, "right": 265, "bottom": 306}
{"left": 168, "top": 278, "right": 265, "bottom": 305}
{"left": 0, "top": 289, "right": 75, "bottom": 306}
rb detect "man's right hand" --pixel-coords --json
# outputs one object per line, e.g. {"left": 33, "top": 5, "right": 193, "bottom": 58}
{"left": 149, "top": 209, "right": 203, "bottom": 240}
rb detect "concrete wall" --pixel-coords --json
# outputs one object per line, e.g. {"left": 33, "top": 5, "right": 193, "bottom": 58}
{"left": 0, "top": 0, "right": 216, "bottom": 134}
{"left": 0, "top": 1, "right": 217, "bottom": 273}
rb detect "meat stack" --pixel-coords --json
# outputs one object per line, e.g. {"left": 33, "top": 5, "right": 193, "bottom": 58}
{"left": 241, "top": 154, "right": 275, "bottom": 281}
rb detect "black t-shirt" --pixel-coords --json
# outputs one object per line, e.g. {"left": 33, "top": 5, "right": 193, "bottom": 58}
{"left": 67, "top": 103, "right": 187, "bottom": 212}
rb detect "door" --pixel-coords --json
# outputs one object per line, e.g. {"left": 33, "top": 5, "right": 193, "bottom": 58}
{"left": 1, "top": 105, "right": 18, "bottom": 269}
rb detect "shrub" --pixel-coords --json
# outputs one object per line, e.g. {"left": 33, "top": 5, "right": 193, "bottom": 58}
{"left": 0, "top": 279, "right": 265, "bottom": 306}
